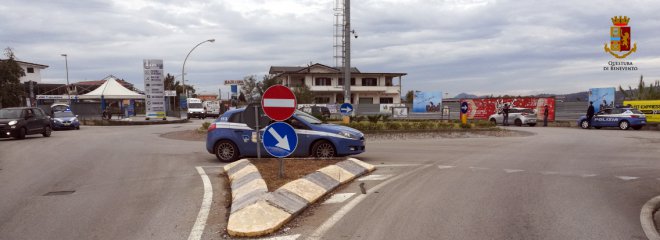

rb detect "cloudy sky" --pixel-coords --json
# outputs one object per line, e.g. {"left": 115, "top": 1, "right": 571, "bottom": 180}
{"left": 2, "top": 0, "right": 660, "bottom": 98}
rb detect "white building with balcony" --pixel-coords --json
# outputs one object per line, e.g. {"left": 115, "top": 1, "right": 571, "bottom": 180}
{"left": 269, "top": 63, "right": 406, "bottom": 105}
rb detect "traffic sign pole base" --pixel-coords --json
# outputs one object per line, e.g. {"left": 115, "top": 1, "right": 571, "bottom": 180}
{"left": 342, "top": 116, "right": 350, "bottom": 124}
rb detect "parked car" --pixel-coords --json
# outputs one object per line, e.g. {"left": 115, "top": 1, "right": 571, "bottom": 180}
{"left": 0, "top": 107, "right": 52, "bottom": 139}
{"left": 206, "top": 108, "right": 365, "bottom": 162}
{"left": 577, "top": 107, "right": 646, "bottom": 130}
{"left": 488, "top": 107, "right": 537, "bottom": 126}
{"left": 51, "top": 111, "right": 81, "bottom": 130}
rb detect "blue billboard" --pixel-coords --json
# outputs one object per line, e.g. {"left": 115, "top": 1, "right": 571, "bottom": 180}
{"left": 588, "top": 87, "right": 615, "bottom": 113}
{"left": 412, "top": 91, "right": 442, "bottom": 113}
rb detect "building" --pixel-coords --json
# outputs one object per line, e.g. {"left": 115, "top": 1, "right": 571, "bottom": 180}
{"left": 0, "top": 60, "right": 50, "bottom": 83}
{"left": 269, "top": 63, "right": 406, "bottom": 104}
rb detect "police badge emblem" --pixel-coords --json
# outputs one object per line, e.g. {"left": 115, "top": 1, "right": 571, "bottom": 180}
{"left": 604, "top": 16, "right": 637, "bottom": 59}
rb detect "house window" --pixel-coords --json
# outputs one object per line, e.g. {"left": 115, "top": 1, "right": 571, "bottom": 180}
{"left": 380, "top": 97, "right": 394, "bottom": 104}
{"left": 338, "top": 78, "right": 355, "bottom": 86}
{"left": 27, "top": 67, "right": 34, "bottom": 73}
{"left": 314, "top": 97, "right": 330, "bottom": 103}
{"left": 315, "top": 77, "right": 331, "bottom": 86}
{"left": 362, "top": 78, "right": 377, "bottom": 86}
{"left": 359, "top": 97, "right": 373, "bottom": 104}
{"left": 385, "top": 77, "right": 393, "bottom": 86}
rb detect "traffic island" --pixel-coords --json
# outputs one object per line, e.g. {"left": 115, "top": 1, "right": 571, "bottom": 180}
{"left": 223, "top": 158, "right": 375, "bottom": 237}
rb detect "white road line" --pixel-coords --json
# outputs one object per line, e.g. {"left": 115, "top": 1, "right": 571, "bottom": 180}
{"left": 437, "top": 165, "right": 455, "bottom": 169}
{"left": 376, "top": 164, "right": 422, "bottom": 167}
{"left": 257, "top": 234, "right": 301, "bottom": 240}
{"left": 358, "top": 174, "right": 392, "bottom": 181}
{"left": 641, "top": 196, "right": 660, "bottom": 240}
{"left": 188, "top": 167, "right": 213, "bottom": 240}
{"left": 322, "top": 193, "right": 356, "bottom": 204}
{"left": 504, "top": 169, "right": 524, "bottom": 173}
{"left": 580, "top": 173, "right": 598, "bottom": 178}
{"left": 540, "top": 171, "right": 560, "bottom": 175}
{"left": 309, "top": 164, "right": 433, "bottom": 239}
{"left": 616, "top": 176, "right": 639, "bottom": 181}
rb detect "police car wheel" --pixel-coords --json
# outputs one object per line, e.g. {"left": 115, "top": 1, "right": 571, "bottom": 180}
{"left": 580, "top": 120, "right": 590, "bottom": 129}
{"left": 312, "top": 140, "right": 336, "bottom": 159}
{"left": 215, "top": 140, "right": 239, "bottom": 162}
{"left": 619, "top": 121, "right": 629, "bottom": 130}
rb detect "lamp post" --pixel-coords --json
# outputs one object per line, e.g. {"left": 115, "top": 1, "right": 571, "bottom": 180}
{"left": 61, "top": 54, "right": 71, "bottom": 105}
{"left": 181, "top": 39, "right": 215, "bottom": 102}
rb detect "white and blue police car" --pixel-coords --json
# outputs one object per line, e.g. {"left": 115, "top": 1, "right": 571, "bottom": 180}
{"left": 206, "top": 108, "right": 365, "bottom": 162}
{"left": 577, "top": 107, "right": 647, "bottom": 130}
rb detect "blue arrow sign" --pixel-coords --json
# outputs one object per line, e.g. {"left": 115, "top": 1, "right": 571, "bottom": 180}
{"left": 340, "top": 103, "right": 353, "bottom": 116}
{"left": 263, "top": 122, "right": 298, "bottom": 158}
{"left": 460, "top": 102, "right": 469, "bottom": 114}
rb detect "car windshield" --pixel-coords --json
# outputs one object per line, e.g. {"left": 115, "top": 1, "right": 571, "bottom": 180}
{"left": 627, "top": 108, "right": 643, "bottom": 114}
{"left": 54, "top": 111, "right": 75, "bottom": 118}
{"left": 0, "top": 109, "right": 22, "bottom": 119}
{"left": 189, "top": 103, "right": 203, "bottom": 108}
{"left": 295, "top": 110, "right": 322, "bottom": 124}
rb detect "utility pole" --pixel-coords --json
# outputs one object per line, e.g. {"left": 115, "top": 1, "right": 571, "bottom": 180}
{"left": 343, "top": 0, "right": 351, "bottom": 105}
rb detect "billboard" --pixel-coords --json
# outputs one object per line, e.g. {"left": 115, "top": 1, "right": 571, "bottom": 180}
{"left": 143, "top": 59, "right": 166, "bottom": 119}
{"left": 623, "top": 100, "right": 660, "bottom": 123}
{"left": 462, "top": 97, "right": 556, "bottom": 121}
{"left": 588, "top": 88, "right": 615, "bottom": 113}
{"left": 412, "top": 91, "right": 442, "bottom": 113}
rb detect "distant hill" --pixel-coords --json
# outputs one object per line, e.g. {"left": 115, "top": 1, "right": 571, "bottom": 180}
{"left": 453, "top": 92, "right": 478, "bottom": 99}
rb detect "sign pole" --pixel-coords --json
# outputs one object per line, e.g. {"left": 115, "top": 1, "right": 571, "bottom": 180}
{"left": 278, "top": 158, "right": 284, "bottom": 178}
{"left": 255, "top": 105, "right": 261, "bottom": 160}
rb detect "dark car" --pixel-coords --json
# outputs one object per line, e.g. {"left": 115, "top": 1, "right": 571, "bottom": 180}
{"left": 311, "top": 106, "right": 331, "bottom": 119}
{"left": 0, "top": 107, "right": 52, "bottom": 139}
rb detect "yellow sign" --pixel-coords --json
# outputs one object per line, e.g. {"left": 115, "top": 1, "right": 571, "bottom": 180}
{"left": 623, "top": 100, "right": 660, "bottom": 123}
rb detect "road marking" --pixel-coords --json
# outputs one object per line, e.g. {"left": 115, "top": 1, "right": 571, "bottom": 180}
{"left": 358, "top": 174, "right": 392, "bottom": 181}
{"left": 540, "top": 171, "right": 560, "bottom": 175}
{"left": 437, "top": 165, "right": 455, "bottom": 169}
{"left": 504, "top": 169, "right": 524, "bottom": 173}
{"left": 309, "top": 164, "right": 433, "bottom": 239}
{"left": 376, "top": 164, "right": 422, "bottom": 167}
{"left": 322, "top": 193, "right": 356, "bottom": 204}
{"left": 640, "top": 196, "right": 660, "bottom": 240}
{"left": 616, "top": 176, "right": 639, "bottom": 181}
{"left": 580, "top": 173, "right": 598, "bottom": 178}
{"left": 188, "top": 167, "right": 213, "bottom": 240}
{"left": 257, "top": 234, "right": 301, "bottom": 240}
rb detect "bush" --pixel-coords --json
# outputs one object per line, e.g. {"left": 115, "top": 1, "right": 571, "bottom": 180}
{"left": 367, "top": 115, "right": 381, "bottom": 123}
{"left": 381, "top": 115, "right": 391, "bottom": 122}
{"left": 460, "top": 123, "right": 472, "bottom": 129}
{"left": 350, "top": 115, "right": 366, "bottom": 123}
{"left": 437, "top": 122, "right": 454, "bottom": 129}
{"left": 474, "top": 120, "right": 495, "bottom": 128}
{"left": 385, "top": 122, "right": 401, "bottom": 130}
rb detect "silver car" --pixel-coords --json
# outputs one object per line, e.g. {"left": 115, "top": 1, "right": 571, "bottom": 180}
{"left": 489, "top": 107, "right": 537, "bottom": 126}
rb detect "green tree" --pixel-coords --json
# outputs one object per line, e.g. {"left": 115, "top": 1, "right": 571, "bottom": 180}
{"left": 403, "top": 90, "right": 414, "bottom": 103}
{"left": 240, "top": 75, "right": 260, "bottom": 103}
{"left": 618, "top": 75, "right": 660, "bottom": 100}
{"left": 293, "top": 83, "right": 313, "bottom": 104}
{"left": 261, "top": 74, "right": 280, "bottom": 91}
{"left": 0, "top": 48, "right": 26, "bottom": 108}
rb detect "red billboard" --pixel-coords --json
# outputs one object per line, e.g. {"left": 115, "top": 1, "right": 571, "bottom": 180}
{"left": 461, "top": 97, "right": 556, "bottom": 121}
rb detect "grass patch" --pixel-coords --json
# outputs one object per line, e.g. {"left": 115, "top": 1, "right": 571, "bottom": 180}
{"left": 250, "top": 158, "right": 343, "bottom": 191}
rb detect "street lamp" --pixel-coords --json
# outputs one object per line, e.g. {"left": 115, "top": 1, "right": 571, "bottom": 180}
{"left": 61, "top": 54, "right": 71, "bottom": 105}
{"left": 181, "top": 39, "right": 215, "bottom": 100}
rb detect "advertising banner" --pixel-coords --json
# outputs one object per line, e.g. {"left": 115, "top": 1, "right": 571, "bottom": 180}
{"left": 623, "top": 100, "right": 660, "bottom": 123}
{"left": 143, "top": 59, "right": 166, "bottom": 119}
{"left": 462, "top": 97, "right": 556, "bottom": 121}
{"left": 412, "top": 91, "right": 442, "bottom": 113}
{"left": 588, "top": 88, "right": 615, "bottom": 113}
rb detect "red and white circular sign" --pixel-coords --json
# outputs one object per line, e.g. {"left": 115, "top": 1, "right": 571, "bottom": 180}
{"left": 261, "top": 84, "right": 297, "bottom": 121}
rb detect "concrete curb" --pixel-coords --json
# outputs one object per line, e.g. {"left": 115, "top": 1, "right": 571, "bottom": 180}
{"left": 223, "top": 158, "right": 375, "bottom": 237}
{"left": 641, "top": 195, "right": 660, "bottom": 240}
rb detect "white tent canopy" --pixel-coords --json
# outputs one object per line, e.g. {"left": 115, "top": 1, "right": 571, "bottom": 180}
{"left": 79, "top": 76, "right": 144, "bottom": 99}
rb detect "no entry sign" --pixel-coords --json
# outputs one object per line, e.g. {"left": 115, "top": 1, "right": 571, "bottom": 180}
{"left": 262, "top": 85, "right": 297, "bottom": 121}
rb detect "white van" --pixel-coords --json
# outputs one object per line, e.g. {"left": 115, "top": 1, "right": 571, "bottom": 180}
{"left": 203, "top": 100, "right": 221, "bottom": 118}
{"left": 186, "top": 98, "right": 205, "bottom": 119}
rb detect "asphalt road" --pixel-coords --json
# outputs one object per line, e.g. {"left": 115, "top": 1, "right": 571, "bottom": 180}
{"left": 293, "top": 127, "right": 660, "bottom": 240}
{"left": 2, "top": 122, "right": 659, "bottom": 240}
{"left": 0, "top": 120, "right": 227, "bottom": 240}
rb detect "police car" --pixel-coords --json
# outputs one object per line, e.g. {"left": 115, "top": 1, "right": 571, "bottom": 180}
{"left": 206, "top": 108, "right": 365, "bottom": 162}
{"left": 577, "top": 107, "right": 647, "bottom": 130}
